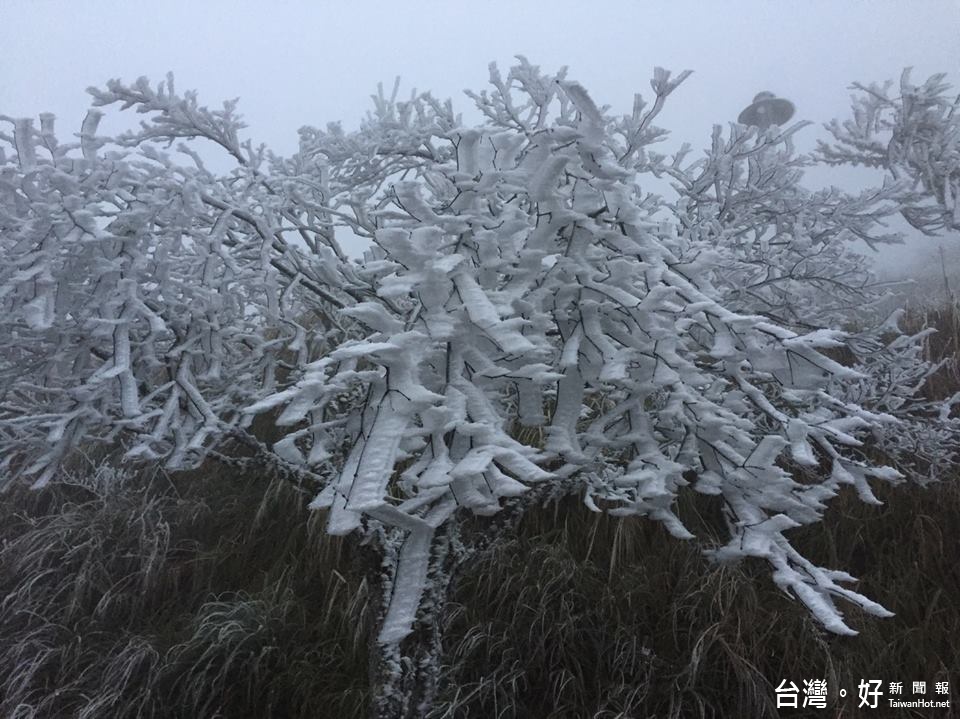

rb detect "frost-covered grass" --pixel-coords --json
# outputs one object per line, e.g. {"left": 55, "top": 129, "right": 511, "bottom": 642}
{"left": 437, "top": 480, "right": 959, "bottom": 717}
{"left": 0, "top": 468, "right": 372, "bottom": 718}
{"left": 2, "top": 462, "right": 956, "bottom": 717}
{"left": 903, "top": 300, "right": 960, "bottom": 400}
{"left": 1, "top": 305, "right": 958, "bottom": 718}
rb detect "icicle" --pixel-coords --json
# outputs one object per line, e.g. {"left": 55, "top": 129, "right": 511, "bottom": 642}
{"left": 546, "top": 367, "right": 586, "bottom": 460}
{"left": 347, "top": 392, "right": 413, "bottom": 511}
{"left": 378, "top": 526, "right": 435, "bottom": 645}
{"left": 517, "top": 380, "right": 545, "bottom": 426}
{"left": 13, "top": 118, "right": 36, "bottom": 171}
{"left": 80, "top": 110, "right": 103, "bottom": 161}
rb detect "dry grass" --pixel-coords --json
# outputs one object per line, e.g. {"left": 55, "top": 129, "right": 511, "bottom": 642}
{"left": 902, "top": 299, "right": 960, "bottom": 400}
{"left": 0, "top": 468, "right": 373, "bottom": 718}
{"left": 4, "top": 470, "right": 954, "bottom": 718}
{"left": 435, "top": 480, "right": 959, "bottom": 718}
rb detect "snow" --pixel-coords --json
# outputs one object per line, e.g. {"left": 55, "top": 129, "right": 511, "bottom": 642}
{"left": 4, "top": 59, "right": 953, "bottom": 649}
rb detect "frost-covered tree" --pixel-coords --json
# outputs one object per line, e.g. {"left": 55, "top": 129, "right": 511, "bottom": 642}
{"left": 818, "top": 69, "right": 960, "bottom": 235}
{"left": 648, "top": 105, "right": 960, "bottom": 483}
{"left": 814, "top": 69, "right": 960, "bottom": 479}
{"left": 659, "top": 122, "right": 904, "bottom": 329}
{"left": 0, "top": 76, "right": 360, "bottom": 489}
{"left": 2, "top": 60, "right": 952, "bottom": 717}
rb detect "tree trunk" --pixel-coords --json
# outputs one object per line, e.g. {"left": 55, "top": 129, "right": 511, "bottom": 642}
{"left": 367, "top": 523, "right": 461, "bottom": 719}
{"left": 364, "top": 483, "right": 577, "bottom": 717}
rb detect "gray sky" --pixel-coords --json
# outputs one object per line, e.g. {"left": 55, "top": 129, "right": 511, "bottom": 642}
{"left": 3, "top": 0, "right": 958, "bottom": 267}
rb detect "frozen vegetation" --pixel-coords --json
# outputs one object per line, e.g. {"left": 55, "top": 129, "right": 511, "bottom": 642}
{"left": 0, "top": 60, "right": 957, "bottom": 716}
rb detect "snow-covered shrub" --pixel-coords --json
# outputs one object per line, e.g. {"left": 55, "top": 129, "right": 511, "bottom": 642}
{"left": 2, "top": 60, "right": 954, "bottom": 715}
{"left": 813, "top": 70, "right": 960, "bottom": 479}
{"left": 658, "top": 122, "right": 903, "bottom": 330}
{"left": 646, "top": 111, "right": 960, "bottom": 483}
{"left": 0, "top": 79, "right": 351, "bottom": 487}
{"left": 818, "top": 69, "right": 960, "bottom": 235}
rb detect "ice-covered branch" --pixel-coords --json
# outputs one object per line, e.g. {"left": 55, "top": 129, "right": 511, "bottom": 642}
{"left": 818, "top": 69, "right": 960, "bottom": 234}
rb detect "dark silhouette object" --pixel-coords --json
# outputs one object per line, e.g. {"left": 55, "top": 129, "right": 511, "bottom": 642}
{"left": 738, "top": 91, "right": 795, "bottom": 129}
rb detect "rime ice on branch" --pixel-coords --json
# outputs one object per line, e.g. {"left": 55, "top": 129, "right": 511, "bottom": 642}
{"left": 256, "top": 60, "right": 906, "bottom": 640}
{"left": 4, "top": 60, "right": 947, "bottom": 651}
{"left": 818, "top": 69, "right": 960, "bottom": 235}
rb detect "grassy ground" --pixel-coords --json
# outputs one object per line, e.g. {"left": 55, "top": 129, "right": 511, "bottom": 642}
{"left": 437, "top": 480, "right": 959, "bottom": 718}
{"left": 1, "top": 306, "right": 958, "bottom": 718}
{"left": 0, "top": 470, "right": 373, "bottom": 719}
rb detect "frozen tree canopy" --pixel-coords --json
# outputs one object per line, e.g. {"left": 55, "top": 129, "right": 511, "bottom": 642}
{"left": 818, "top": 68, "right": 960, "bottom": 234}
{"left": 2, "top": 60, "right": 956, "bottom": 660}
